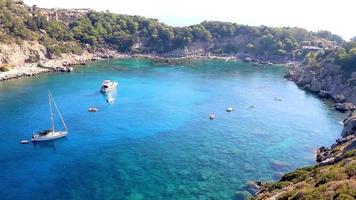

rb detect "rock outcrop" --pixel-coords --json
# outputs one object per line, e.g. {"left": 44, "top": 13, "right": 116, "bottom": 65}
{"left": 0, "top": 42, "right": 128, "bottom": 81}
{"left": 341, "top": 113, "right": 356, "bottom": 138}
{"left": 285, "top": 63, "right": 356, "bottom": 111}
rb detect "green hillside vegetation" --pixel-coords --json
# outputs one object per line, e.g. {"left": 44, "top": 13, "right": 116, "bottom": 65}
{"left": 0, "top": 0, "right": 354, "bottom": 71}
{"left": 0, "top": 0, "right": 346, "bottom": 60}
{"left": 253, "top": 150, "right": 356, "bottom": 200}
{"left": 335, "top": 41, "right": 356, "bottom": 74}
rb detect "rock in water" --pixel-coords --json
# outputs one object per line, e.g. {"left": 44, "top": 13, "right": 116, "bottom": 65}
{"left": 246, "top": 181, "right": 262, "bottom": 194}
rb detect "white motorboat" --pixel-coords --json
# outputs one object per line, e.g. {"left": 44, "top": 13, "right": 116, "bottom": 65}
{"left": 100, "top": 80, "right": 118, "bottom": 93}
{"left": 226, "top": 106, "right": 234, "bottom": 112}
{"left": 88, "top": 107, "right": 99, "bottom": 112}
{"left": 31, "top": 92, "right": 68, "bottom": 142}
{"left": 20, "top": 140, "right": 30, "bottom": 144}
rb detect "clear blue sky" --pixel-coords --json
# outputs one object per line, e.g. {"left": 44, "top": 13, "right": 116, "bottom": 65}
{"left": 23, "top": 0, "right": 355, "bottom": 40}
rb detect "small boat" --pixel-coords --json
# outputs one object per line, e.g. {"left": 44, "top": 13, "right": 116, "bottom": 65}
{"left": 100, "top": 80, "right": 118, "bottom": 93}
{"left": 226, "top": 107, "right": 234, "bottom": 112}
{"left": 209, "top": 113, "right": 216, "bottom": 120}
{"left": 88, "top": 107, "right": 99, "bottom": 112}
{"left": 275, "top": 97, "right": 282, "bottom": 101}
{"left": 106, "top": 96, "right": 115, "bottom": 103}
{"left": 20, "top": 140, "right": 29, "bottom": 144}
{"left": 31, "top": 92, "right": 68, "bottom": 142}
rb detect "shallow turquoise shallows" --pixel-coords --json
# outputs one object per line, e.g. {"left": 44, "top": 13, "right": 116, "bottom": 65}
{"left": 0, "top": 59, "right": 345, "bottom": 200}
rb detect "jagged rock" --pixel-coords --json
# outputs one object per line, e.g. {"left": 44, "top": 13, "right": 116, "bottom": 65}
{"left": 318, "top": 90, "right": 331, "bottom": 98}
{"left": 309, "top": 79, "right": 322, "bottom": 92}
{"left": 246, "top": 181, "right": 262, "bottom": 194}
{"left": 303, "top": 84, "right": 311, "bottom": 90}
{"left": 335, "top": 103, "right": 356, "bottom": 112}
{"left": 286, "top": 64, "right": 356, "bottom": 105}
{"left": 341, "top": 113, "right": 356, "bottom": 137}
{"left": 333, "top": 94, "right": 346, "bottom": 103}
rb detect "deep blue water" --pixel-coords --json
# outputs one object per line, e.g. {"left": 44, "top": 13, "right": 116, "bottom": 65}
{"left": 0, "top": 59, "right": 345, "bottom": 200}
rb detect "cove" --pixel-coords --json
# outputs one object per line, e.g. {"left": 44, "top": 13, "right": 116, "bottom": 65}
{"left": 0, "top": 59, "right": 345, "bottom": 200}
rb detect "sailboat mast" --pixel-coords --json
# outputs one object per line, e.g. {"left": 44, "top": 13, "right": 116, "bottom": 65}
{"left": 49, "top": 92, "right": 68, "bottom": 132}
{"left": 49, "top": 92, "right": 55, "bottom": 131}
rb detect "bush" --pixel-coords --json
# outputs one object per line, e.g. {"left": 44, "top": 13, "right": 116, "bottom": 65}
{"left": 315, "top": 172, "right": 339, "bottom": 186}
{"left": 341, "top": 150, "right": 356, "bottom": 159}
{"left": 267, "top": 181, "right": 290, "bottom": 190}
{"left": 345, "top": 163, "right": 356, "bottom": 177}
{"left": 281, "top": 169, "right": 310, "bottom": 182}
{"left": 336, "top": 194, "right": 355, "bottom": 200}
{"left": 0, "top": 33, "right": 13, "bottom": 43}
{"left": 276, "top": 191, "right": 296, "bottom": 200}
{"left": 335, "top": 183, "right": 356, "bottom": 198}
{"left": 302, "top": 190, "right": 325, "bottom": 200}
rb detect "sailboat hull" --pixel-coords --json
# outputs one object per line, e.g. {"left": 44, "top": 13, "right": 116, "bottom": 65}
{"left": 31, "top": 131, "right": 67, "bottom": 142}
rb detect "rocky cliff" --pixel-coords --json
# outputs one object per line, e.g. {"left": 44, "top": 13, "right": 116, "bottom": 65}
{"left": 0, "top": 41, "right": 127, "bottom": 81}
{"left": 285, "top": 63, "right": 356, "bottom": 112}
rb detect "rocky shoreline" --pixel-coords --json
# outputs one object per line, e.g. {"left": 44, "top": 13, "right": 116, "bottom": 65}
{"left": 1, "top": 45, "right": 355, "bottom": 199}
{"left": 0, "top": 48, "right": 132, "bottom": 81}
{"left": 0, "top": 50, "right": 280, "bottom": 82}
{"left": 251, "top": 61, "right": 356, "bottom": 199}
{"left": 285, "top": 63, "right": 356, "bottom": 113}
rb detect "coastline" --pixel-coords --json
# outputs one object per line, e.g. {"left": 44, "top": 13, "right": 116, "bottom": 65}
{"left": 1, "top": 48, "right": 355, "bottom": 199}
{"left": 0, "top": 49, "right": 130, "bottom": 81}
{"left": 0, "top": 48, "right": 291, "bottom": 82}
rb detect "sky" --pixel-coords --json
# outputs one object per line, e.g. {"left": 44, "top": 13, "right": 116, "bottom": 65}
{"left": 23, "top": 0, "right": 355, "bottom": 40}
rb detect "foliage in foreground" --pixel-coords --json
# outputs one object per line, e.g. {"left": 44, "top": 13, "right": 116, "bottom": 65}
{"left": 253, "top": 150, "right": 356, "bottom": 200}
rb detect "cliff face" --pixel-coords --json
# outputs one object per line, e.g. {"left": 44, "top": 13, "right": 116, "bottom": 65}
{"left": 285, "top": 63, "right": 356, "bottom": 111}
{"left": 0, "top": 41, "right": 47, "bottom": 65}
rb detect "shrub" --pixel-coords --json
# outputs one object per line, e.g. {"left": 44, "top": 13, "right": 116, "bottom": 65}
{"left": 335, "top": 183, "right": 356, "bottom": 198}
{"left": 336, "top": 194, "right": 355, "bottom": 200}
{"left": 276, "top": 191, "right": 295, "bottom": 200}
{"left": 315, "top": 172, "right": 339, "bottom": 186}
{"left": 0, "top": 33, "right": 13, "bottom": 43}
{"left": 345, "top": 163, "right": 356, "bottom": 177}
{"left": 267, "top": 181, "right": 290, "bottom": 190}
{"left": 302, "top": 190, "right": 325, "bottom": 200}
{"left": 341, "top": 150, "right": 356, "bottom": 159}
{"left": 281, "top": 169, "right": 310, "bottom": 182}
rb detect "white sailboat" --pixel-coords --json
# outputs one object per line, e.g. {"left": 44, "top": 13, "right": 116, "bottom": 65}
{"left": 31, "top": 92, "right": 68, "bottom": 142}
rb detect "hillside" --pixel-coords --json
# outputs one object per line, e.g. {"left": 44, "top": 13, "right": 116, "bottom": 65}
{"left": 0, "top": 0, "right": 348, "bottom": 61}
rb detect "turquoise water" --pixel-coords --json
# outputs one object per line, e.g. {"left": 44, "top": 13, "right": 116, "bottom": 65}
{"left": 0, "top": 59, "right": 345, "bottom": 200}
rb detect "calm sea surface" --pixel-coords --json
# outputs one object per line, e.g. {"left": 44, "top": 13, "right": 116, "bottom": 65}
{"left": 0, "top": 59, "right": 345, "bottom": 200}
